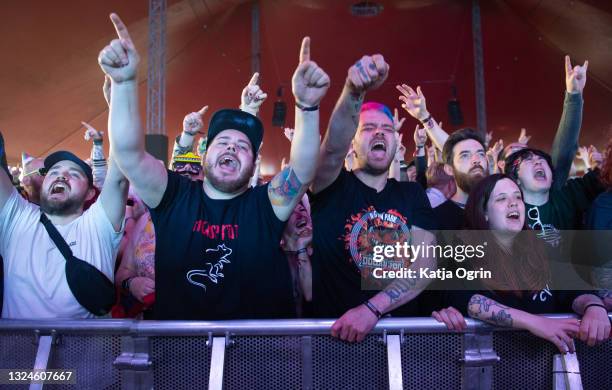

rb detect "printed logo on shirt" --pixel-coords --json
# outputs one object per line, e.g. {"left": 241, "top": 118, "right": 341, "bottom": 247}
{"left": 186, "top": 244, "right": 233, "bottom": 291}
{"left": 192, "top": 220, "right": 239, "bottom": 240}
{"left": 532, "top": 284, "right": 552, "bottom": 302}
{"left": 342, "top": 206, "right": 411, "bottom": 280}
{"left": 526, "top": 206, "right": 561, "bottom": 247}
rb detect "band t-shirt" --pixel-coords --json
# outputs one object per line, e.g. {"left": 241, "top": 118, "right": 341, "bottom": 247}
{"left": 149, "top": 171, "right": 295, "bottom": 320}
{"left": 310, "top": 169, "right": 436, "bottom": 318}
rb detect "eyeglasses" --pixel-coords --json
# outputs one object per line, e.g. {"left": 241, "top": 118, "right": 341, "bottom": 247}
{"left": 173, "top": 163, "right": 202, "bottom": 175}
{"left": 21, "top": 167, "right": 47, "bottom": 178}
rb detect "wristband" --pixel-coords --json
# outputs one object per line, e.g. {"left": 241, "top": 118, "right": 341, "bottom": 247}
{"left": 296, "top": 248, "right": 309, "bottom": 256}
{"left": 364, "top": 300, "right": 382, "bottom": 319}
{"left": 420, "top": 115, "right": 432, "bottom": 124}
{"left": 584, "top": 303, "right": 607, "bottom": 313}
{"left": 93, "top": 139, "right": 103, "bottom": 146}
{"left": 295, "top": 102, "right": 319, "bottom": 111}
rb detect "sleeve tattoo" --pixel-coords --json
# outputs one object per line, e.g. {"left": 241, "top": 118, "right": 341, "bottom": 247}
{"left": 268, "top": 167, "right": 304, "bottom": 206}
{"left": 468, "top": 294, "right": 513, "bottom": 327}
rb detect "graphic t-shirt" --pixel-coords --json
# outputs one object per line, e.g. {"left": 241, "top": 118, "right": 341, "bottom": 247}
{"left": 149, "top": 171, "right": 295, "bottom": 320}
{"left": 310, "top": 170, "right": 436, "bottom": 317}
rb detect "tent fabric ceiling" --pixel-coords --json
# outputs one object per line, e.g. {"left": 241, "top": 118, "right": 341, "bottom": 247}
{"left": 1, "top": 0, "right": 611, "bottom": 173}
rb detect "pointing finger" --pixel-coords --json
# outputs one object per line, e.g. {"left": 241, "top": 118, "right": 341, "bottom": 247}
{"left": 198, "top": 106, "right": 209, "bottom": 115}
{"left": 248, "top": 72, "right": 259, "bottom": 86}
{"left": 565, "top": 55, "right": 572, "bottom": 75}
{"left": 299, "top": 37, "right": 310, "bottom": 64}
{"left": 110, "top": 13, "right": 132, "bottom": 42}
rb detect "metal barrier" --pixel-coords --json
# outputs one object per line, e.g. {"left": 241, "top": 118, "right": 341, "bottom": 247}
{"left": 0, "top": 315, "right": 610, "bottom": 390}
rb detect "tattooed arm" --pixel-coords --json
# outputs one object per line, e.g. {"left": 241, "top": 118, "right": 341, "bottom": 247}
{"left": 468, "top": 294, "right": 581, "bottom": 354}
{"left": 331, "top": 227, "right": 436, "bottom": 342}
{"left": 268, "top": 38, "right": 329, "bottom": 221}
{"left": 311, "top": 55, "right": 389, "bottom": 194}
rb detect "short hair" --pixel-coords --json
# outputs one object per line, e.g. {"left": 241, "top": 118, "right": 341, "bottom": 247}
{"left": 360, "top": 102, "right": 394, "bottom": 123}
{"left": 442, "top": 128, "right": 486, "bottom": 165}
{"left": 426, "top": 162, "right": 454, "bottom": 189}
{"left": 504, "top": 148, "right": 553, "bottom": 182}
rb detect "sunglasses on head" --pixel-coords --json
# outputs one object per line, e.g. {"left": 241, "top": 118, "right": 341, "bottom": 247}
{"left": 173, "top": 162, "right": 202, "bottom": 175}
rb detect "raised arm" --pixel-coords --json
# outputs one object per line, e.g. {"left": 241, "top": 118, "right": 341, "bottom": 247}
{"left": 311, "top": 55, "right": 389, "bottom": 193}
{"left": 0, "top": 132, "right": 15, "bottom": 211}
{"left": 98, "top": 13, "right": 167, "bottom": 208}
{"left": 239, "top": 72, "right": 268, "bottom": 117}
{"left": 551, "top": 56, "right": 587, "bottom": 188}
{"left": 397, "top": 85, "right": 449, "bottom": 150}
{"left": 468, "top": 294, "right": 580, "bottom": 354}
{"left": 169, "top": 106, "right": 208, "bottom": 168}
{"left": 267, "top": 37, "right": 330, "bottom": 221}
{"left": 98, "top": 154, "right": 128, "bottom": 232}
{"left": 82, "top": 121, "right": 108, "bottom": 190}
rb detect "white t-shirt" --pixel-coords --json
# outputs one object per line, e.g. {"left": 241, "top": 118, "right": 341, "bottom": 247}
{"left": 0, "top": 190, "right": 123, "bottom": 319}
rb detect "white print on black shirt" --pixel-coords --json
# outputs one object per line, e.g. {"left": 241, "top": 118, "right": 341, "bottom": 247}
{"left": 532, "top": 284, "right": 552, "bottom": 302}
{"left": 186, "top": 244, "right": 232, "bottom": 291}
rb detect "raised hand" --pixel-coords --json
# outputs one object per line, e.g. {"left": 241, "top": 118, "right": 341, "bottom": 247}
{"left": 182, "top": 106, "right": 209, "bottom": 136}
{"left": 346, "top": 54, "right": 389, "bottom": 94}
{"left": 240, "top": 73, "right": 268, "bottom": 115}
{"left": 565, "top": 55, "right": 588, "bottom": 94}
{"left": 588, "top": 145, "right": 603, "bottom": 170}
{"left": 397, "top": 85, "right": 429, "bottom": 122}
{"left": 485, "top": 132, "right": 493, "bottom": 148}
{"left": 576, "top": 145, "right": 589, "bottom": 167}
{"left": 82, "top": 121, "right": 104, "bottom": 142}
{"left": 292, "top": 37, "right": 330, "bottom": 107}
{"left": 413, "top": 124, "right": 427, "bottom": 148}
{"left": 98, "top": 13, "right": 140, "bottom": 83}
{"left": 395, "top": 132, "right": 406, "bottom": 161}
{"left": 518, "top": 128, "right": 531, "bottom": 145}
{"left": 393, "top": 108, "right": 406, "bottom": 132}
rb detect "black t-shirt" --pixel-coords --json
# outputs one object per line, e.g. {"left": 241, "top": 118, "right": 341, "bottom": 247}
{"left": 149, "top": 171, "right": 295, "bottom": 320}
{"left": 432, "top": 200, "right": 466, "bottom": 230}
{"left": 310, "top": 170, "right": 436, "bottom": 318}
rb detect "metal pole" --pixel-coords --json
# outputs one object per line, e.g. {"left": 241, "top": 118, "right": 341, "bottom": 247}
{"left": 251, "top": 1, "right": 260, "bottom": 75}
{"left": 146, "top": 0, "right": 168, "bottom": 164}
{"left": 472, "top": 0, "right": 487, "bottom": 135}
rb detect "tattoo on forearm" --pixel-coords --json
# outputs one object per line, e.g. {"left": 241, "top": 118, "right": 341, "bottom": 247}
{"left": 468, "top": 295, "right": 513, "bottom": 327}
{"left": 490, "top": 310, "right": 513, "bottom": 327}
{"left": 268, "top": 167, "right": 303, "bottom": 206}
{"left": 350, "top": 92, "right": 364, "bottom": 125}
{"left": 383, "top": 278, "right": 418, "bottom": 304}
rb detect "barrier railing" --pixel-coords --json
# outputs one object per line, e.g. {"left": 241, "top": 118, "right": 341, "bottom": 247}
{"left": 0, "top": 314, "right": 610, "bottom": 390}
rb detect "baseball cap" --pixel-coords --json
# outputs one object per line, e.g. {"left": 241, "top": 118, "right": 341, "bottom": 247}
{"left": 44, "top": 151, "right": 94, "bottom": 186}
{"left": 206, "top": 109, "right": 263, "bottom": 158}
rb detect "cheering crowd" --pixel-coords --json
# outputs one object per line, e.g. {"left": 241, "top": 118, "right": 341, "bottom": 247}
{"left": 0, "top": 13, "right": 611, "bottom": 354}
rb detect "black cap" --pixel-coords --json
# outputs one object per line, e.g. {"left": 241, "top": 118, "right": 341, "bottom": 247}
{"left": 44, "top": 151, "right": 93, "bottom": 186}
{"left": 206, "top": 109, "right": 263, "bottom": 158}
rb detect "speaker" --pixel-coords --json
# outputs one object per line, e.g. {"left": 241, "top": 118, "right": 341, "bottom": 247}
{"left": 447, "top": 86, "right": 463, "bottom": 126}
{"left": 272, "top": 101, "right": 287, "bottom": 127}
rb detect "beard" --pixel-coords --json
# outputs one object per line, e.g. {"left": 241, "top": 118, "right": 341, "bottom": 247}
{"left": 40, "top": 193, "right": 86, "bottom": 216}
{"left": 204, "top": 160, "right": 253, "bottom": 194}
{"left": 454, "top": 166, "right": 486, "bottom": 194}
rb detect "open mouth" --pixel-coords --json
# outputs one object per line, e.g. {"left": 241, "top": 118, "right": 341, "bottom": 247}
{"left": 50, "top": 182, "right": 69, "bottom": 195}
{"left": 534, "top": 168, "right": 546, "bottom": 180}
{"left": 506, "top": 211, "right": 520, "bottom": 220}
{"left": 371, "top": 140, "right": 387, "bottom": 152}
{"left": 218, "top": 154, "right": 239, "bottom": 171}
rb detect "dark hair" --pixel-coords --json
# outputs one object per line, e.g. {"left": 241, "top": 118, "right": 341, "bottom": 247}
{"left": 462, "top": 174, "right": 550, "bottom": 294}
{"left": 601, "top": 137, "right": 612, "bottom": 189}
{"left": 442, "top": 128, "right": 486, "bottom": 165}
{"left": 504, "top": 148, "right": 553, "bottom": 182}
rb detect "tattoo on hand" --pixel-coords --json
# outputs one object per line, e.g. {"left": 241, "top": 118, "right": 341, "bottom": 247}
{"left": 268, "top": 167, "right": 303, "bottom": 206}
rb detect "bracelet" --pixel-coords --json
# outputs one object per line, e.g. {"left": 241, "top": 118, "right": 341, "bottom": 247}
{"left": 364, "top": 300, "right": 382, "bottom": 319}
{"left": 420, "top": 115, "right": 432, "bottom": 125}
{"left": 296, "top": 248, "right": 309, "bottom": 256}
{"left": 584, "top": 303, "right": 607, "bottom": 313}
{"left": 295, "top": 102, "right": 319, "bottom": 111}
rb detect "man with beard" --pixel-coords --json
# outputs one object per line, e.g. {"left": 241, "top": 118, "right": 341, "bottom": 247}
{"left": 0, "top": 149, "right": 127, "bottom": 318}
{"left": 310, "top": 54, "right": 436, "bottom": 343}
{"left": 100, "top": 14, "right": 329, "bottom": 319}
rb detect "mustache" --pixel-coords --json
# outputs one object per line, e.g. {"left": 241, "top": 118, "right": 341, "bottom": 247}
{"left": 468, "top": 165, "right": 485, "bottom": 174}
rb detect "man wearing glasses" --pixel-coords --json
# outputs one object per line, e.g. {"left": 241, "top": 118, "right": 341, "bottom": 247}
{"left": 172, "top": 152, "right": 204, "bottom": 181}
